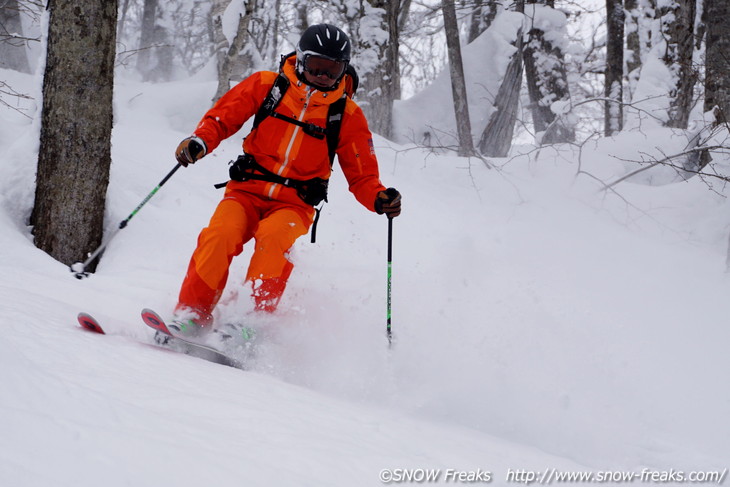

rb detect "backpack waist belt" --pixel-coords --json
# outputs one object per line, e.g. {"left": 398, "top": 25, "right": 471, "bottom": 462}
{"left": 226, "top": 153, "right": 329, "bottom": 208}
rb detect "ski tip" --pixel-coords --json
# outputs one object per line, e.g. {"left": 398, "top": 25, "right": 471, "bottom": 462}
{"left": 141, "top": 308, "right": 172, "bottom": 335}
{"left": 77, "top": 312, "right": 105, "bottom": 334}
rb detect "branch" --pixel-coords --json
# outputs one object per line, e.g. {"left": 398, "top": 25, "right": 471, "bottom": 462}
{"left": 600, "top": 145, "right": 730, "bottom": 191}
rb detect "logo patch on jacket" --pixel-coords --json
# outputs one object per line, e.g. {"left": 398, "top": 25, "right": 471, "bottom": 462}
{"left": 368, "top": 138, "right": 375, "bottom": 155}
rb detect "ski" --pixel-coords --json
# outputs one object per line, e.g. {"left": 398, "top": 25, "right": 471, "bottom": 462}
{"left": 78, "top": 312, "right": 106, "bottom": 334}
{"left": 76, "top": 310, "right": 244, "bottom": 369}
{"left": 140, "top": 308, "right": 243, "bottom": 369}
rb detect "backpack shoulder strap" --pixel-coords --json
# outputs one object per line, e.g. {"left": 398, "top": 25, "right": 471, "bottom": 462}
{"left": 325, "top": 94, "right": 348, "bottom": 165}
{"left": 325, "top": 64, "right": 358, "bottom": 164}
{"left": 253, "top": 73, "right": 290, "bottom": 130}
{"left": 253, "top": 58, "right": 355, "bottom": 165}
{"left": 252, "top": 52, "right": 296, "bottom": 130}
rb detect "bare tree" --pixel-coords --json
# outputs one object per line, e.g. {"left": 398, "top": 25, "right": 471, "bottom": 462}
{"left": 624, "top": 0, "right": 640, "bottom": 81}
{"left": 294, "top": 0, "right": 308, "bottom": 34}
{"left": 478, "top": 23, "right": 523, "bottom": 157}
{"left": 522, "top": 0, "right": 575, "bottom": 144}
{"left": 117, "top": 0, "right": 132, "bottom": 42}
{"left": 661, "top": 0, "right": 697, "bottom": 128}
{"left": 211, "top": 0, "right": 253, "bottom": 103}
{"left": 605, "top": 0, "right": 624, "bottom": 135}
{"left": 386, "top": 0, "right": 402, "bottom": 102}
{"left": 0, "top": 0, "right": 31, "bottom": 72}
{"left": 704, "top": 0, "right": 730, "bottom": 126}
{"left": 443, "top": 0, "right": 474, "bottom": 156}
{"left": 31, "top": 0, "right": 118, "bottom": 270}
{"left": 355, "top": 0, "right": 400, "bottom": 138}
{"left": 137, "top": 0, "right": 157, "bottom": 79}
{"left": 467, "top": 0, "right": 500, "bottom": 44}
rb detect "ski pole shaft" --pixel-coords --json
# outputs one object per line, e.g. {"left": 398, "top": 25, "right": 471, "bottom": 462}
{"left": 119, "top": 163, "right": 182, "bottom": 229}
{"left": 71, "top": 163, "right": 182, "bottom": 278}
{"left": 387, "top": 216, "right": 393, "bottom": 345}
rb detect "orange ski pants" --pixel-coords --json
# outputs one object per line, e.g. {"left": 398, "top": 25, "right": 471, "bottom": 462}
{"left": 177, "top": 188, "right": 313, "bottom": 320}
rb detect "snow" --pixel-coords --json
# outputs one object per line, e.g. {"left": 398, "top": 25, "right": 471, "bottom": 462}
{"left": 392, "top": 11, "right": 524, "bottom": 148}
{"left": 2, "top": 16, "right": 730, "bottom": 487}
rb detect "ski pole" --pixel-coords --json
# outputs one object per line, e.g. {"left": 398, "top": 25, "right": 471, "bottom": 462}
{"left": 387, "top": 215, "right": 393, "bottom": 346}
{"left": 71, "top": 163, "right": 183, "bottom": 279}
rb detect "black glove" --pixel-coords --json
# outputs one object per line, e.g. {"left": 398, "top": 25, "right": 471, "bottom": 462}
{"left": 175, "top": 136, "right": 206, "bottom": 166}
{"left": 374, "top": 187, "right": 401, "bottom": 218}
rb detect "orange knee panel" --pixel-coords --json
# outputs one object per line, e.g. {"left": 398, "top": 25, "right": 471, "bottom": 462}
{"left": 246, "top": 208, "right": 310, "bottom": 312}
{"left": 178, "top": 196, "right": 257, "bottom": 316}
{"left": 246, "top": 208, "right": 310, "bottom": 281}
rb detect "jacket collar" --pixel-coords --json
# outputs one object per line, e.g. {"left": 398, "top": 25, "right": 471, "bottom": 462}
{"left": 281, "top": 55, "right": 345, "bottom": 105}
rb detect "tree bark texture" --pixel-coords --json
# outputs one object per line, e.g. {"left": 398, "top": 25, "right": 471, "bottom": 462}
{"left": 661, "top": 0, "right": 697, "bottom": 128}
{"left": 704, "top": 0, "right": 730, "bottom": 125}
{"left": 522, "top": 1, "right": 575, "bottom": 144}
{"left": 31, "top": 0, "right": 118, "bottom": 269}
{"left": 0, "top": 0, "right": 31, "bottom": 72}
{"left": 478, "top": 27, "right": 523, "bottom": 157}
{"left": 357, "top": 0, "right": 398, "bottom": 139}
{"left": 442, "top": 0, "right": 474, "bottom": 156}
{"left": 136, "top": 0, "right": 157, "bottom": 80}
{"left": 212, "top": 1, "right": 253, "bottom": 103}
{"left": 605, "top": 0, "right": 624, "bottom": 135}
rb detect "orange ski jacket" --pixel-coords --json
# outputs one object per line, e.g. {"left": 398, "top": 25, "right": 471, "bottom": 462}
{"left": 192, "top": 56, "right": 386, "bottom": 211}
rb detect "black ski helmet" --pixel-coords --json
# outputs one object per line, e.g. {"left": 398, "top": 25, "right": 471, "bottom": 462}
{"left": 296, "top": 24, "right": 351, "bottom": 87}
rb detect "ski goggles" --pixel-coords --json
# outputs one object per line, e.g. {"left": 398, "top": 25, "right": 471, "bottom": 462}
{"left": 302, "top": 54, "right": 347, "bottom": 80}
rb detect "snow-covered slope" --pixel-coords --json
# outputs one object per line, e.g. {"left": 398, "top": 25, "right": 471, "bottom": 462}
{"left": 2, "top": 45, "right": 730, "bottom": 485}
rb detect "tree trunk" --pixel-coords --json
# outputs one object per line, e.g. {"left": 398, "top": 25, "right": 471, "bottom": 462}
{"left": 605, "top": 0, "right": 624, "bottom": 135}
{"left": 387, "top": 0, "right": 401, "bottom": 102}
{"left": 212, "top": 0, "right": 252, "bottom": 104}
{"left": 443, "top": 0, "right": 474, "bottom": 156}
{"left": 704, "top": 0, "right": 730, "bottom": 125}
{"left": 398, "top": 0, "right": 412, "bottom": 33}
{"left": 295, "top": 0, "right": 308, "bottom": 34}
{"left": 522, "top": 1, "right": 575, "bottom": 144}
{"left": 354, "top": 0, "right": 398, "bottom": 139}
{"left": 467, "top": 0, "right": 485, "bottom": 43}
{"left": 117, "top": 0, "right": 131, "bottom": 46}
{"left": 31, "top": 0, "right": 117, "bottom": 270}
{"left": 467, "top": 0, "right": 500, "bottom": 44}
{"left": 624, "top": 0, "right": 641, "bottom": 77}
{"left": 478, "top": 26, "right": 523, "bottom": 157}
{"left": 271, "top": 0, "right": 281, "bottom": 61}
{"left": 137, "top": 0, "right": 157, "bottom": 80}
{"left": 662, "top": 0, "right": 697, "bottom": 128}
{"left": 0, "top": 0, "right": 31, "bottom": 72}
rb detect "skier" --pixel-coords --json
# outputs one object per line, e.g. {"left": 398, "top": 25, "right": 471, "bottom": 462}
{"left": 171, "top": 24, "right": 401, "bottom": 337}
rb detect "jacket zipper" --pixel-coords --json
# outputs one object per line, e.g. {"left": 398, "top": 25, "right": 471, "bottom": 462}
{"left": 267, "top": 87, "right": 315, "bottom": 199}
